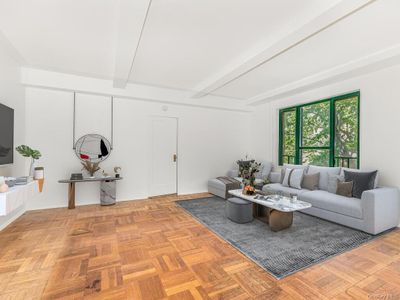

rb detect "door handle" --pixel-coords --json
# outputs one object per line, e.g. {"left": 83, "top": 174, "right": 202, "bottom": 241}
{"left": 173, "top": 154, "right": 177, "bottom": 162}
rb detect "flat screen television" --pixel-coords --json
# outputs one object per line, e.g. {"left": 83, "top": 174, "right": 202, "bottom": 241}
{"left": 0, "top": 103, "right": 14, "bottom": 165}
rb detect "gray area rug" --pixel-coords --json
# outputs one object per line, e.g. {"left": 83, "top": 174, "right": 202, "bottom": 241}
{"left": 177, "top": 196, "right": 382, "bottom": 279}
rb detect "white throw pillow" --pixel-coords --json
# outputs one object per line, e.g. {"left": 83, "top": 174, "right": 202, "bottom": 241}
{"left": 282, "top": 168, "right": 304, "bottom": 190}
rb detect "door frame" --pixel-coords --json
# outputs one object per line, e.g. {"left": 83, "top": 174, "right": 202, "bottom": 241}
{"left": 148, "top": 115, "right": 179, "bottom": 197}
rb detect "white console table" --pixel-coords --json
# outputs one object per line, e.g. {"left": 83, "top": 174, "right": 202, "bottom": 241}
{"left": 0, "top": 181, "right": 39, "bottom": 216}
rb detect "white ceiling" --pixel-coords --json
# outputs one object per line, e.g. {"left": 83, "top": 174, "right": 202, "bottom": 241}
{"left": 0, "top": 0, "right": 399, "bottom": 105}
{"left": 215, "top": 0, "right": 400, "bottom": 100}
{"left": 0, "top": 0, "right": 117, "bottom": 79}
{"left": 128, "top": 0, "right": 341, "bottom": 90}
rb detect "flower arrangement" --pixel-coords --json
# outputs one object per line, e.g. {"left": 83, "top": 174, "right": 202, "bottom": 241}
{"left": 243, "top": 185, "right": 255, "bottom": 195}
{"left": 236, "top": 156, "right": 254, "bottom": 177}
{"left": 237, "top": 157, "right": 261, "bottom": 187}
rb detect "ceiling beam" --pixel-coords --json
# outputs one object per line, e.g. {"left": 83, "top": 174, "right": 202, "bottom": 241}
{"left": 113, "top": 0, "right": 152, "bottom": 89}
{"left": 246, "top": 43, "right": 400, "bottom": 106}
{"left": 191, "top": 0, "right": 376, "bottom": 98}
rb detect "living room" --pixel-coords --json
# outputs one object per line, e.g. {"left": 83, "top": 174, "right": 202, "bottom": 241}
{"left": 0, "top": 0, "right": 400, "bottom": 299}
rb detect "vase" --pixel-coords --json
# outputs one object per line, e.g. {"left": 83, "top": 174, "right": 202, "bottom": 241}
{"left": 29, "top": 159, "right": 35, "bottom": 178}
{"left": 34, "top": 167, "right": 45, "bottom": 192}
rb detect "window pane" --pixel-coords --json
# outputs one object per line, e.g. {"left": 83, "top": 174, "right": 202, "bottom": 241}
{"left": 281, "top": 110, "right": 296, "bottom": 164}
{"left": 301, "top": 101, "right": 330, "bottom": 147}
{"left": 301, "top": 149, "right": 330, "bottom": 166}
{"left": 334, "top": 97, "right": 359, "bottom": 168}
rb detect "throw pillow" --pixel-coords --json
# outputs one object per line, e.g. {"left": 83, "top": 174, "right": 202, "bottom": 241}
{"left": 282, "top": 168, "right": 304, "bottom": 190}
{"left": 327, "top": 174, "right": 344, "bottom": 194}
{"left": 281, "top": 168, "right": 292, "bottom": 186}
{"left": 343, "top": 170, "right": 378, "bottom": 199}
{"left": 340, "top": 167, "right": 379, "bottom": 189}
{"left": 336, "top": 180, "right": 353, "bottom": 197}
{"left": 280, "top": 168, "right": 285, "bottom": 184}
{"left": 302, "top": 172, "right": 320, "bottom": 190}
{"left": 280, "top": 164, "right": 308, "bottom": 183}
{"left": 307, "top": 165, "right": 340, "bottom": 191}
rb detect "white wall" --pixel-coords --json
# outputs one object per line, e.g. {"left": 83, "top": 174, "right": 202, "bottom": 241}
{"left": 25, "top": 87, "right": 250, "bottom": 210}
{"left": 0, "top": 38, "right": 26, "bottom": 228}
{"left": 253, "top": 64, "right": 400, "bottom": 188}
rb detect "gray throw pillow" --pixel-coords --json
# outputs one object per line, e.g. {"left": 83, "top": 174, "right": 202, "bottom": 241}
{"left": 302, "top": 173, "right": 320, "bottom": 190}
{"left": 343, "top": 170, "right": 378, "bottom": 199}
{"left": 340, "top": 167, "right": 379, "bottom": 189}
{"left": 336, "top": 180, "right": 353, "bottom": 197}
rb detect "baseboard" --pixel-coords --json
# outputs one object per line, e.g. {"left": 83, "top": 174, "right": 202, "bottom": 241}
{"left": 0, "top": 205, "right": 26, "bottom": 231}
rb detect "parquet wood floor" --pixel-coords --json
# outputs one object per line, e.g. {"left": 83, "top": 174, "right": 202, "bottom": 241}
{"left": 0, "top": 193, "right": 400, "bottom": 299}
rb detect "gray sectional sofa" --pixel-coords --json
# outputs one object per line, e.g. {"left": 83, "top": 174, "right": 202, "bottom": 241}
{"left": 263, "top": 164, "right": 400, "bottom": 235}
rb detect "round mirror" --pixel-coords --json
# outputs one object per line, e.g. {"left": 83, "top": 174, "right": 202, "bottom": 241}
{"left": 75, "top": 134, "right": 111, "bottom": 163}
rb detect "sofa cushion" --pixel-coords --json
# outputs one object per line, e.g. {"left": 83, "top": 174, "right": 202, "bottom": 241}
{"left": 336, "top": 180, "right": 353, "bottom": 197}
{"left": 307, "top": 165, "right": 341, "bottom": 191}
{"left": 282, "top": 168, "right": 304, "bottom": 189}
{"left": 281, "top": 164, "right": 309, "bottom": 183}
{"left": 340, "top": 167, "right": 379, "bottom": 189}
{"left": 302, "top": 173, "right": 320, "bottom": 190}
{"left": 255, "top": 161, "right": 273, "bottom": 179}
{"left": 263, "top": 183, "right": 309, "bottom": 197}
{"left": 344, "top": 170, "right": 378, "bottom": 199}
{"left": 233, "top": 177, "right": 263, "bottom": 185}
{"left": 299, "top": 190, "right": 362, "bottom": 219}
{"left": 327, "top": 174, "right": 344, "bottom": 194}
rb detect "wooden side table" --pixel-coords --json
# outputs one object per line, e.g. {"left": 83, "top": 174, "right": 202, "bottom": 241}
{"left": 58, "top": 177, "right": 123, "bottom": 209}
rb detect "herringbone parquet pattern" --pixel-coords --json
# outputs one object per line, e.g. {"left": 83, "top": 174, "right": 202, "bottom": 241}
{"left": 0, "top": 193, "right": 400, "bottom": 299}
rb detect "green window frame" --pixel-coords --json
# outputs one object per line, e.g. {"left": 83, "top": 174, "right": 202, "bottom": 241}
{"left": 279, "top": 91, "right": 360, "bottom": 168}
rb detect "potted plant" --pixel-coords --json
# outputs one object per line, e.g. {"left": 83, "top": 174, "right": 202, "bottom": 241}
{"left": 16, "top": 145, "right": 42, "bottom": 177}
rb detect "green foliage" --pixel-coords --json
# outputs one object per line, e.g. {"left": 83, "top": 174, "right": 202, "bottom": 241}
{"left": 282, "top": 110, "right": 296, "bottom": 164}
{"left": 16, "top": 145, "right": 42, "bottom": 160}
{"left": 335, "top": 97, "right": 358, "bottom": 168}
{"left": 301, "top": 102, "right": 330, "bottom": 166}
{"left": 281, "top": 96, "right": 359, "bottom": 167}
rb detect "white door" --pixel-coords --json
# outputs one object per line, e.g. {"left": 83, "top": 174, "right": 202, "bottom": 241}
{"left": 150, "top": 117, "right": 178, "bottom": 196}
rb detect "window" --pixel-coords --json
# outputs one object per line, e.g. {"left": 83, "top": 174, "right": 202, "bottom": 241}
{"left": 279, "top": 92, "right": 360, "bottom": 168}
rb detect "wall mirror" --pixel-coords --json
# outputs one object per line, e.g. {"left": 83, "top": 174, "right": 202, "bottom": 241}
{"left": 74, "top": 134, "right": 111, "bottom": 163}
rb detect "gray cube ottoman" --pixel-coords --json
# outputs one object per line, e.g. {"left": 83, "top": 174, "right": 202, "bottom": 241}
{"left": 226, "top": 197, "right": 253, "bottom": 223}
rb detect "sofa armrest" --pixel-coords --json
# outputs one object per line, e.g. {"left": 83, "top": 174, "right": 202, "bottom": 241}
{"left": 362, "top": 187, "right": 400, "bottom": 234}
{"left": 227, "top": 169, "right": 239, "bottom": 178}
{"left": 269, "top": 171, "right": 281, "bottom": 184}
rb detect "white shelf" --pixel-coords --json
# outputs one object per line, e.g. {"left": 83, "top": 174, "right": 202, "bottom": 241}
{"left": 0, "top": 181, "right": 39, "bottom": 216}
